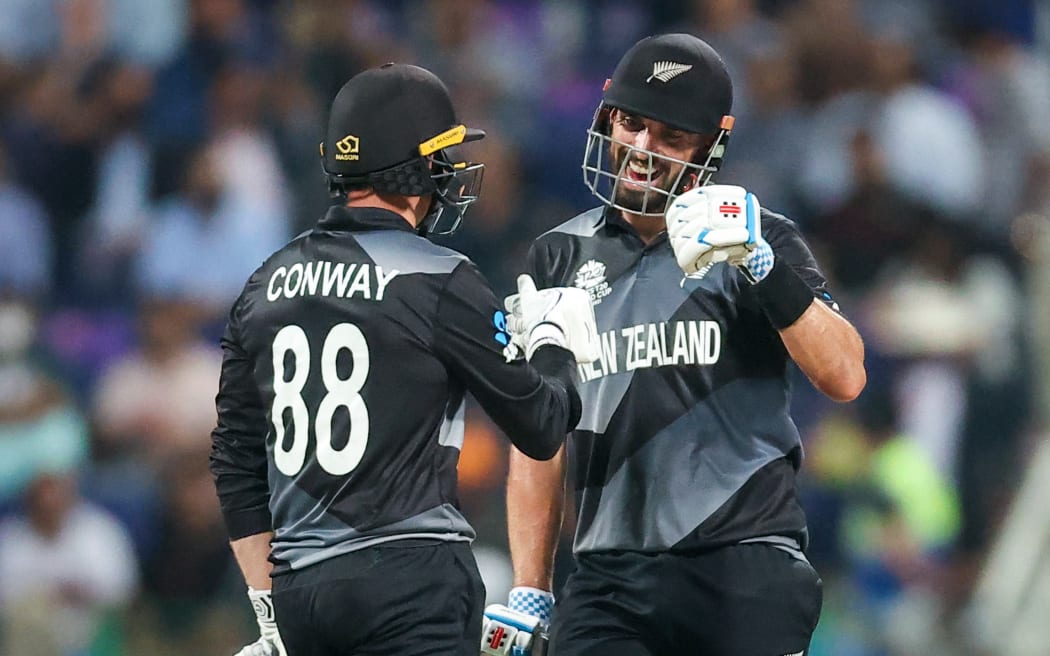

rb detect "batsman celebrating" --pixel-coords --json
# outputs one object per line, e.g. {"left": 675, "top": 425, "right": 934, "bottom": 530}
{"left": 210, "top": 63, "right": 598, "bottom": 656}
{"left": 486, "top": 33, "right": 866, "bottom": 656}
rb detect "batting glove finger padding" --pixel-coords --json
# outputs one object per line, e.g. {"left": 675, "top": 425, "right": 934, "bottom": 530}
{"left": 667, "top": 184, "right": 770, "bottom": 281}
{"left": 504, "top": 274, "right": 600, "bottom": 364}
{"left": 481, "top": 603, "right": 549, "bottom": 656}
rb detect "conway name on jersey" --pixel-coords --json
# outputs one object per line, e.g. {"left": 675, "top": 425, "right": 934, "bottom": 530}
{"left": 530, "top": 205, "right": 838, "bottom": 555}
{"left": 211, "top": 205, "right": 579, "bottom": 574}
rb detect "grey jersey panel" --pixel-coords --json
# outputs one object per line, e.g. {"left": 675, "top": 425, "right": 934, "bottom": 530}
{"left": 543, "top": 207, "right": 604, "bottom": 238}
{"left": 532, "top": 207, "right": 827, "bottom": 554}
{"left": 271, "top": 387, "right": 466, "bottom": 572}
{"left": 576, "top": 255, "right": 729, "bottom": 434}
{"left": 437, "top": 397, "right": 466, "bottom": 449}
{"left": 353, "top": 230, "right": 467, "bottom": 274}
{"left": 574, "top": 378, "right": 799, "bottom": 552}
{"left": 272, "top": 503, "right": 474, "bottom": 570}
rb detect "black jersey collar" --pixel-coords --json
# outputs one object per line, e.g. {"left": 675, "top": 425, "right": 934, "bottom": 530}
{"left": 602, "top": 206, "right": 668, "bottom": 249}
{"left": 318, "top": 204, "right": 418, "bottom": 233}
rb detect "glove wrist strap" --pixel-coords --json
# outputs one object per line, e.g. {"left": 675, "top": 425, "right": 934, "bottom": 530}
{"left": 526, "top": 323, "right": 567, "bottom": 359}
{"left": 509, "top": 586, "right": 555, "bottom": 625}
{"left": 750, "top": 258, "right": 814, "bottom": 330}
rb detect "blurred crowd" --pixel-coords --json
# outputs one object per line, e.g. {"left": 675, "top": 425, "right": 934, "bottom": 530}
{"left": 0, "top": 0, "right": 1047, "bottom": 654}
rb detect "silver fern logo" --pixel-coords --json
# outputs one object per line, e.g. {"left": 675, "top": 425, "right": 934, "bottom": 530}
{"left": 647, "top": 61, "right": 693, "bottom": 83}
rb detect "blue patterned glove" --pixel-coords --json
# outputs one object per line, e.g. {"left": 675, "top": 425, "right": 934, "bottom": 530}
{"left": 734, "top": 236, "right": 774, "bottom": 284}
{"left": 667, "top": 184, "right": 773, "bottom": 283}
{"left": 508, "top": 586, "right": 555, "bottom": 625}
{"left": 481, "top": 594, "right": 551, "bottom": 656}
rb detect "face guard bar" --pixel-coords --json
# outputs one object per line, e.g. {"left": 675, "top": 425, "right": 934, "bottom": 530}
{"left": 422, "top": 150, "right": 484, "bottom": 236}
{"left": 581, "top": 110, "right": 733, "bottom": 216}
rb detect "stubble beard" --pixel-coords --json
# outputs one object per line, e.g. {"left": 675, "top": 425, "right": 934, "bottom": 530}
{"left": 610, "top": 148, "right": 675, "bottom": 215}
{"left": 614, "top": 184, "right": 672, "bottom": 214}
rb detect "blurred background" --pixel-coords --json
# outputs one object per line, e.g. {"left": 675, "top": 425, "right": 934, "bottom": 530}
{"left": 0, "top": 0, "right": 1048, "bottom": 654}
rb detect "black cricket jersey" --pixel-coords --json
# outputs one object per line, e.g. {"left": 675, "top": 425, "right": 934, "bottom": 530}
{"left": 211, "top": 205, "right": 580, "bottom": 574}
{"left": 529, "top": 205, "right": 837, "bottom": 555}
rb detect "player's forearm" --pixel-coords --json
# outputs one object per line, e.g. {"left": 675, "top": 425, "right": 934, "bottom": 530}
{"left": 230, "top": 531, "right": 275, "bottom": 590}
{"left": 780, "top": 300, "right": 866, "bottom": 402}
{"left": 507, "top": 445, "right": 567, "bottom": 590}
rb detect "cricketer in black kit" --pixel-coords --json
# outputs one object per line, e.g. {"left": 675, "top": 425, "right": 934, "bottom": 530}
{"left": 209, "top": 63, "right": 600, "bottom": 656}
{"left": 488, "top": 34, "right": 867, "bottom": 656}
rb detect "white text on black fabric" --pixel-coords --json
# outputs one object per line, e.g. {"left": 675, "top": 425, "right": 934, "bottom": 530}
{"left": 266, "top": 262, "right": 400, "bottom": 302}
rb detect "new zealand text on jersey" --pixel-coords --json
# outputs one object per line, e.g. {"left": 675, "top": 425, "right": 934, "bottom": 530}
{"left": 579, "top": 320, "right": 722, "bottom": 381}
{"left": 266, "top": 261, "right": 400, "bottom": 302}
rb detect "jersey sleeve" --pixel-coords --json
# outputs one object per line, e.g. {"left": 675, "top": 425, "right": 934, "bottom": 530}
{"left": 763, "top": 212, "right": 841, "bottom": 312}
{"left": 433, "top": 260, "right": 580, "bottom": 460}
{"left": 209, "top": 296, "right": 273, "bottom": 540}
{"left": 526, "top": 240, "right": 553, "bottom": 288}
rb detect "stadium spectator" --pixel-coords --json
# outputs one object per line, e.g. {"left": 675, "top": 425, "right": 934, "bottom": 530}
{"left": 0, "top": 298, "right": 88, "bottom": 507}
{"left": 92, "top": 295, "right": 220, "bottom": 465}
{"left": 0, "top": 470, "right": 138, "bottom": 656}
{"left": 134, "top": 141, "right": 288, "bottom": 315}
{"left": 0, "top": 145, "right": 52, "bottom": 297}
{"left": 809, "top": 389, "right": 961, "bottom": 655}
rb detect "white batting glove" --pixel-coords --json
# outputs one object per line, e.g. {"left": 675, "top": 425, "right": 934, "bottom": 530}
{"left": 504, "top": 275, "right": 600, "bottom": 364}
{"left": 666, "top": 184, "right": 774, "bottom": 283}
{"left": 234, "top": 588, "right": 287, "bottom": 656}
{"left": 481, "top": 587, "right": 554, "bottom": 656}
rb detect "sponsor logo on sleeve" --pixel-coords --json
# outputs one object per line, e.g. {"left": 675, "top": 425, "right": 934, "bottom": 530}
{"left": 492, "top": 310, "right": 511, "bottom": 346}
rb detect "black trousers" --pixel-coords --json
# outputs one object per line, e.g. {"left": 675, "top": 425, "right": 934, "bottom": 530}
{"left": 549, "top": 542, "right": 822, "bottom": 656}
{"left": 271, "top": 540, "right": 485, "bottom": 656}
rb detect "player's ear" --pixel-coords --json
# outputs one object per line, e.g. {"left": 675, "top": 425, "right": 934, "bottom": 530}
{"left": 678, "top": 171, "right": 701, "bottom": 193}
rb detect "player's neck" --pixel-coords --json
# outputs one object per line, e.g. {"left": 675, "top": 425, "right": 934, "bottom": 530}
{"left": 345, "top": 190, "right": 429, "bottom": 229}
{"left": 621, "top": 211, "right": 666, "bottom": 244}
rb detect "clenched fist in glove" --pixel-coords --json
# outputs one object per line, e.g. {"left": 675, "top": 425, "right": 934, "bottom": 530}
{"left": 480, "top": 587, "right": 554, "bottom": 656}
{"left": 666, "top": 184, "right": 774, "bottom": 283}
{"left": 233, "top": 588, "right": 287, "bottom": 656}
{"left": 504, "top": 274, "right": 600, "bottom": 364}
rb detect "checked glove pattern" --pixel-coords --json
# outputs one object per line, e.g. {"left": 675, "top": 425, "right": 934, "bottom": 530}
{"left": 508, "top": 586, "right": 555, "bottom": 625}
{"left": 738, "top": 237, "right": 774, "bottom": 284}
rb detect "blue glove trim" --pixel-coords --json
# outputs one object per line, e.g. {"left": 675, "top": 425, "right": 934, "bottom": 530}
{"left": 696, "top": 228, "right": 711, "bottom": 245}
{"left": 485, "top": 609, "right": 541, "bottom": 633}
{"left": 745, "top": 192, "right": 759, "bottom": 246}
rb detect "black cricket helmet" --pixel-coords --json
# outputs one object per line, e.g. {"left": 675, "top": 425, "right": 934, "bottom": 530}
{"left": 582, "top": 33, "right": 735, "bottom": 215}
{"left": 320, "top": 63, "right": 485, "bottom": 234}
